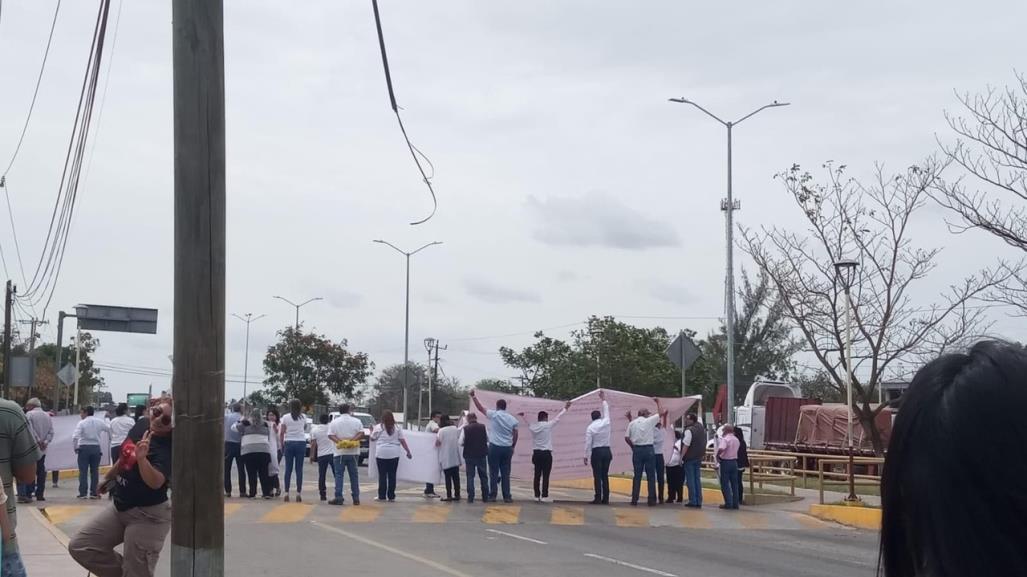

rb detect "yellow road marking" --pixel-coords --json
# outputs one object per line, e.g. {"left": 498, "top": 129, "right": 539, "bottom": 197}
{"left": 260, "top": 503, "right": 313, "bottom": 524}
{"left": 614, "top": 508, "right": 649, "bottom": 528}
{"left": 678, "top": 509, "right": 712, "bottom": 529}
{"left": 40, "top": 505, "right": 88, "bottom": 526}
{"left": 551, "top": 506, "right": 584, "bottom": 526}
{"left": 482, "top": 505, "right": 520, "bottom": 524}
{"left": 340, "top": 504, "right": 382, "bottom": 523}
{"left": 736, "top": 511, "right": 770, "bottom": 529}
{"left": 413, "top": 505, "right": 452, "bottom": 523}
{"left": 224, "top": 503, "right": 243, "bottom": 517}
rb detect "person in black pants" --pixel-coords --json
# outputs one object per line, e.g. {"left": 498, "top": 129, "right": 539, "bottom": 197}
{"left": 518, "top": 400, "right": 571, "bottom": 503}
{"left": 584, "top": 390, "right": 612, "bottom": 504}
{"left": 734, "top": 427, "right": 750, "bottom": 505}
{"left": 223, "top": 403, "right": 246, "bottom": 497}
{"left": 665, "top": 431, "right": 685, "bottom": 503}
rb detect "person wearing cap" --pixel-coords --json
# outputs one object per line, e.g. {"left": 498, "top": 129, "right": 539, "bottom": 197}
{"left": 18, "top": 398, "right": 53, "bottom": 503}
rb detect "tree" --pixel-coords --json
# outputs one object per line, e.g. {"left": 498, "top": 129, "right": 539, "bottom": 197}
{"left": 472, "top": 378, "right": 524, "bottom": 395}
{"left": 3, "top": 333, "right": 105, "bottom": 409}
{"left": 260, "top": 326, "right": 372, "bottom": 407}
{"left": 933, "top": 74, "right": 1027, "bottom": 312}
{"left": 365, "top": 363, "right": 467, "bottom": 423}
{"left": 741, "top": 161, "right": 1010, "bottom": 453}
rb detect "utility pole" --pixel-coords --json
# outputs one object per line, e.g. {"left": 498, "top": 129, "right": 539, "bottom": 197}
{"left": 55, "top": 311, "right": 77, "bottom": 412}
{"left": 18, "top": 318, "right": 47, "bottom": 398}
{"left": 171, "top": 0, "right": 226, "bottom": 575}
{"left": 73, "top": 328, "right": 81, "bottom": 408}
{"left": 2, "top": 281, "right": 14, "bottom": 399}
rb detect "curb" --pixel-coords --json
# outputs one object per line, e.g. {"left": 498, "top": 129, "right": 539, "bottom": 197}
{"left": 552, "top": 477, "right": 725, "bottom": 504}
{"left": 29, "top": 507, "right": 72, "bottom": 546}
{"left": 808, "top": 503, "right": 881, "bottom": 530}
{"left": 53, "top": 467, "right": 112, "bottom": 481}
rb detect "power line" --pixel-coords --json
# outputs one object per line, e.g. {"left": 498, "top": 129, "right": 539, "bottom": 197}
{"left": 1, "top": 178, "right": 30, "bottom": 289}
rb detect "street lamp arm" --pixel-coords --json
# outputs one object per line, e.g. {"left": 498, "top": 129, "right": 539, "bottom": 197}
{"left": 298, "top": 297, "right": 323, "bottom": 308}
{"left": 231, "top": 313, "right": 249, "bottom": 323}
{"left": 668, "top": 98, "right": 728, "bottom": 126}
{"left": 252, "top": 313, "right": 267, "bottom": 322}
{"left": 273, "top": 295, "right": 299, "bottom": 307}
{"left": 733, "top": 102, "right": 791, "bottom": 126}
{"left": 373, "top": 239, "right": 407, "bottom": 256}
{"left": 410, "top": 241, "right": 443, "bottom": 256}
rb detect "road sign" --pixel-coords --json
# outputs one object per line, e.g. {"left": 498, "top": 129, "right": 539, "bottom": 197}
{"left": 127, "top": 393, "right": 151, "bottom": 408}
{"left": 9, "top": 356, "right": 34, "bottom": 388}
{"left": 57, "top": 363, "right": 78, "bottom": 386}
{"left": 74, "top": 304, "right": 158, "bottom": 334}
{"left": 666, "top": 333, "right": 701, "bottom": 371}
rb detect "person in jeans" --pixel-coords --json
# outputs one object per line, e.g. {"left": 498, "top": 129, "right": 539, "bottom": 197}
{"left": 108, "top": 404, "right": 136, "bottom": 464}
{"left": 69, "top": 401, "right": 174, "bottom": 577}
{"left": 583, "top": 390, "right": 612, "bottom": 504}
{"left": 223, "top": 403, "right": 246, "bottom": 497}
{"left": 0, "top": 397, "right": 43, "bottom": 577}
{"left": 423, "top": 411, "right": 442, "bottom": 498}
{"left": 518, "top": 400, "right": 571, "bottom": 503}
{"left": 371, "top": 411, "right": 411, "bottom": 501}
{"left": 716, "top": 424, "right": 740, "bottom": 510}
{"left": 328, "top": 404, "right": 364, "bottom": 506}
{"left": 459, "top": 412, "right": 489, "bottom": 503}
{"left": 233, "top": 410, "right": 273, "bottom": 498}
{"left": 435, "top": 415, "right": 462, "bottom": 501}
{"left": 309, "top": 414, "right": 335, "bottom": 501}
{"left": 665, "top": 430, "right": 685, "bottom": 503}
{"left": 681, "top": 413, "right": 707, "bottom": 508}
{"left": 624, "top": 399, "right": 664, "bottom": 506}
{"left": 19, "top": 398, "right": 53, "bottom": 503}
{"left": 279, "top": 399, "right": 308, "bottom": 503}
{"left": 470, "top": 390, "right": 519, "bottom": 503}
{"left": 73, "top": 406, "right": 109, "bottom": 499}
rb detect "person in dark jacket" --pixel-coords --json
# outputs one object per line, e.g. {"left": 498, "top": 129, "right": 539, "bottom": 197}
{"left": 459, "top": 413, "right": 489, "bottom": 503}
{"left": 734, "top": 427, "right": 750, "bottom": 506}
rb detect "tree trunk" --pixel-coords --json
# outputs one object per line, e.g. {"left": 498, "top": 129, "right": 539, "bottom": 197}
{"left": 856, "top": 406, "right": 886, "bottom": 455}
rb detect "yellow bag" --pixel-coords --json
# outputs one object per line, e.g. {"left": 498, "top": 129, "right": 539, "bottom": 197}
{"left": 336, "top": 439, "right": 360, "bottom": 450}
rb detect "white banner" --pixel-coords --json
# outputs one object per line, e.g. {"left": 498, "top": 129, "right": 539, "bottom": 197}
{"left": 45, "top": 414, "right": 114, "bottom": 471}
{"left": 368, "top": 430, "right": 444, "bottom": 485}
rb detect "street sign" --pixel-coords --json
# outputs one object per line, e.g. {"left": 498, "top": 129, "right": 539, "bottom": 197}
{"left": 57, "top": 363, "right": 78, "bottom": 386}
{"left": 74, "top": 304, "right": 158, "bottom": 334}
{"left": 9, "top": 356, "right": 33, "bottom": 388}
{"left": 666, "top": 333, "right": 701, "bottom": 371}
{"left": 127, "top": 393, "right": 151, "bottom": 408}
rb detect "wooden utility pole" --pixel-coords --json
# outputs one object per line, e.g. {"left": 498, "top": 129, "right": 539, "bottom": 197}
{"left": 2, "top": 281, "right": 15, "bottom": 399}
{"left": 170, "top": 1, "right": 226, "bottom": 576}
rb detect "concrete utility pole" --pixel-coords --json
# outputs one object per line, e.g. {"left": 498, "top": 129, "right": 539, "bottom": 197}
{"left": 54, "top": 311, "right": 76, "bottom": 412}
{"left": 73, "top": 328, "right": 81, "bottom": 408}
{"left": 2, "top": 281, "right": 13, "bottom": 398}
{"left": 668, "top": 97, "right": 789, "bottom": 423}
{"left": 171, "top": 0, "right": 226, "bottom": 575}
{"left": 18, "top": 318, "right": 47, "bottom": 398}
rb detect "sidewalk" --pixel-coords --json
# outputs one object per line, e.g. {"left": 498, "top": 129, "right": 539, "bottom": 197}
{"left": 19, "top": 507, "right": 82, "bottom": 577}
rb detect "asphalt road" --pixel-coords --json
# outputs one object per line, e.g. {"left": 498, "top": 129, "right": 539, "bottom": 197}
{"left": 39, "top": 462, "right": 880, "bottom": 577}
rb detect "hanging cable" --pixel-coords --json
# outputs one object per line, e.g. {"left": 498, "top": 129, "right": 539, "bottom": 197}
{"left": 370, "top": 0, "right": 438, "bottom": 226}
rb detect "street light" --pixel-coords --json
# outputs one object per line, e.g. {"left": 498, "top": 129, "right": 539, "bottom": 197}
{"left": 669, "top": 97, "right": 790, "bottom": 423}
{"left": 232, "top": 313, "right": 266, "bottom": 403}
{"left": 272, "top": 295, "right": 322, "bottom": 331}
{"left": 834, "top": 258, "right": 860, "bottom": 503}
{"left": 374, "top": 239, "right": 443, "bottom": 426}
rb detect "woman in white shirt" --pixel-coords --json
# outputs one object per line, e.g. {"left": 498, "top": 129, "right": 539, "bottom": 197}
{"left": 265, "top": 408, "right": 281, "bottom": 497}
{"left": 665, "top": 430, "right": 685, "bottom": 503}
{"left": 370, "top": 411, "right": 411, "bottom": 502}
{"left": 278, "top": 400, "right": 308, "bottom": 503}
{"left": 435, "top": 416, "right": 462, "bottom": 501}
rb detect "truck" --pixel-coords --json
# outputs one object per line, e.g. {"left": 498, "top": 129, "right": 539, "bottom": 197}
{"left": 732, "top": 379, "right": 815, "bottom": 450}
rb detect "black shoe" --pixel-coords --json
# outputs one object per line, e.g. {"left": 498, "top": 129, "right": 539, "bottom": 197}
{"left": 468, "top": 498, "right": 475, "bottom": 504}
{"left": 296, "top": 494, "right": 303, "bottom": 503}
{"left": 630, "top": 501, "right": 638, "bottom": 506}
{"left": 718, "top": 504, "right": 732, "bottom": 510}
{"left": 503, "top": 498, "right": 513, "bottom": 504}
{"left": 648, "top": 501, "right": 657, "bottom": 507}
{"left": 353, "top": 499, "right": 360, "bottom": 506}
{"left": 320, "top": 494, "right": 327, "bottom": 502}
{"left": 328, "top": 498, "right": 345, "bottom": 506}
{"left": 589, "top": 499, "right": 602, "bottom": 505}
{"left": 441, "top": 497, "right": 452, "bottom": 502}
{"left": 601, "top": 499, "right": 609, "bottom": 505}
{"left": 16, "top": 496, "right": 31, "bottom": 504}
{"left": 35, "top": 496, "right": 45, "bottom": 502}
{"left": 225, "top": 492, "right": 232, "bottom": 498}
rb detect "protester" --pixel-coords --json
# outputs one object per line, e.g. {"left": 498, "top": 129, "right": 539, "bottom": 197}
{"left": 470, "top": 390, "right": 519, "bottom": 503}
{"left": 224, "top": 403, "right": 246, "bottom": 498}
{"left": 1, "top": 397, "right": 43, "bottom": 576}
{"left": 371, "top": 411, "right": 412, "bottom": 502}
{"left": 879, "top": 341, "right": 1027, "bottom": 576}
{"left": 459, "top": 412, "right": 489, "bottom": 503}
{"left": 109, "top": 403, "right": 136, "bottom": 464}
{"left": 653, "top": 418, "right": 668, "bottom": 504}
{"left": 328, "top": 404, "right": 364, "bottom": 506}
{"left": 682, "top": 413, "right": 707, "bottom": 508}
{"left": 69, "top": 401, "right": 174, "bottom": 577}
{"left": 423, "top": 411, "right": 442, "bottom": 498}
{"left": 73, "top": 406, "right": 109, "bottom": 499}
{"left": 265, "top": 408, "right": 281, "bottom": 497}
{"left": 583, "top": 390, "right": 612, "bottom": 505}
{"left": 436, "top": 415, "right": 462, "bottom": 502}
{"left": 134, "top": 405, "right": 147, "bottom": 422}
{"left": 234, "top": 409, "right": 273, "bottom": 499}
{"left": 279, "top": 399, "right": 308, "bottom": 503}
{"left": 625, "top": 399, "right": 664, "bottom": 506}
{"left": 665, "top": 430, "right": 685, "bottom": 504}
{"left": 309, "top": 413, "right": 335, "bottom": 501}
{"left": 18, "top": 397, "right": 52, "bottom": 504}
{"left": 716, "top": 424, "right": 740, "bottom": 510}
{"left": 518, "top": 400, "right": 571, "bottom": 503}
{"left": 734, "top": 427, "right": 749, "bottom": 505}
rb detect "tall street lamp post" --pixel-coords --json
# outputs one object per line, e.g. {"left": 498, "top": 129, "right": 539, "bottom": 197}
{"left": 834, "top": 258, "right": 860, "bottom": 503}
{"left": 374, "top": 239, "right": 442, "bottom": 425}
{"left": 272, "top": 296, "right": 322, "bottom": 331}
{"left": 232, "top": 313, "right": 266, "bottom": 403}
{"left": 669, "top": 97, "right": 789, "bottom": 423}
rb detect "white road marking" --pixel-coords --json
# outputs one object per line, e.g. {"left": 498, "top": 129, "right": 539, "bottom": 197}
{"left": 484, "top": 528, "right": 548, "bottom": 545}
{"left": 312, "top": 521, "right": 474, "bottom": 577}
{"left": 583, "top": 553, "right": 677, "bottom": 577}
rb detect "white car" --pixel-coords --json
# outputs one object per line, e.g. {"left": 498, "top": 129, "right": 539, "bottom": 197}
{"left": 328, "top": 411, "right": 376, "bottom": 465}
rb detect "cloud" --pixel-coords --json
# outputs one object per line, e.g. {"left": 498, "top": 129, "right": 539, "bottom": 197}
{"left": 323, "top": 288, "right": 363, "bottom": 309}
{"left": 647, "top": 281, "right": 697, "bottom": 305}
{"left": 525, "top": 192, "right": 679, "bottom": 250}
{"left": 464, "top": 279, "right": 542, "bottom": 304}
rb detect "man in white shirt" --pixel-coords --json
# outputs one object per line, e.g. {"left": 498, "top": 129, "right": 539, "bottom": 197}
{"left": 517, "top": 400, "right": 571, "bottom": 503}
{"left": 583, "top": 390, "right": 611, "bottom": 504}
{"left": 624, "top": 398, "right": 665, "bottom": 506}
{"left": 108, "top": 403, "right": 137, "bottom": 464}
{"left": 72, "top": 406, "right": 110, "bottom": 499}
{"left": 423, "top": 411, "right": 442, "bottom": 498}
{"left": 19, "top": 398, "right": 54, "bottom": 503}
{"left": 327, "top": 404, "right": 365, "bottom": 506}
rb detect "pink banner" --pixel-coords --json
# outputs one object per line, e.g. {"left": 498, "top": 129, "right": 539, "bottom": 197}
{"left": 470, "top": 389, "right": 700, "bottom": 481}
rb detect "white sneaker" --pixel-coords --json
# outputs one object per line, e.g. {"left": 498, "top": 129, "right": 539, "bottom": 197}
{"left": 541, "top": 497, "right": 552, "bottom": 504}
{"left": 536, "top": 497, "right": 542, "bottom": 503}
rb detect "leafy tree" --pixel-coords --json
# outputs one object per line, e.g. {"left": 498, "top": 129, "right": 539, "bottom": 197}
{"left": 472, "top": 378, "right": 524, "bottom": 395}
{"left": 796, "top": 370, "right": 844, "bottom": 403}
{"left": 2, "top": 333, "right": 105, "bottom": 409}
{"left": 260, "top": 326, "right": 372, "bottom": 407}
{"left": 365, "top": 363, "right": 466, "bottom": 425}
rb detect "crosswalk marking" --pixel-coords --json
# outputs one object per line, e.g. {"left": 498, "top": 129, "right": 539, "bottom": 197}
{"left": 260, "top": 503, "right": 313, "bottom": 524}
{"left": 737, "top": 511, "right": 770, "bottom": 529}
{"left": 482, "top": 505, "right": 520, "bottom": 524}
{"left": 551, "top": 506, "right": 584, "bottom": 526}
{"left": 224, "top": 503, "right": 243, "bottom": 517}
{"left": 41, "top": 505, "right": 88, "bottom": 526}
{"left": 614, "top": 508, "right": 649, "bottom": 528}
{"left": 678, "top": 509, "right": 712, "bottom": 529}
{"left": 340, "top": 504, "right": 382, "bottom": 523}
{"left": 413, "top": 505, "right": 452, "bottom": 523}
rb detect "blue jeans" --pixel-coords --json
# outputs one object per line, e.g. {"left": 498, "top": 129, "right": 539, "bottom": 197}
{"left": 684, "top": 458, "right": 703, "bottom": 506}
{"left": 719, "top": 459, "right": 739, "bottom": 508}
{"left": 77, "top": 445, "right": 102, "bottom": 497}
{"left": 487, "top": 444, "right": 514, "bottom": 501}
{"left": 465, "top": 456, "right": 488, "bottom": 502}
{"left": 2, "top": 550, "right": 27, "bottom": 577}
{"left": 17, "top": 455, "right": 46, "bottom": 499}
{"left": 333, "top": 455, "right": 360, "bottom": 501}
{"left": 631, "top": 445, "right": 657, "bottom": 504}
{"left": 283, "top": 441, "right": 306, "bottom": 493}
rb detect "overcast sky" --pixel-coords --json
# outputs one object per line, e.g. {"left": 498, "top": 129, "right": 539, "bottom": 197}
{"left": 1, "top": 1, "right": 1024, "bottom": 403}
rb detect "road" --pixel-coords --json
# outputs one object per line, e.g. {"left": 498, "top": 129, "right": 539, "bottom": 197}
{"left": 39, "top": 462, "right": 879, "bottom": 577}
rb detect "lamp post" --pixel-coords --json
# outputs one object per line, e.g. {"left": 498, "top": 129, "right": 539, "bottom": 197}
{"left": 834, "top": 258, "right": 860, "bottom": 503}
{"left": 272, "top": 296, "right": 322, "bottom": 331}
{"left": 374, "top": 239, "right": 442, "bottom": 425}
{"left": 232, "top": 313, "right": 266, "bottom": 403}
{"left": 669, "top": 97, "right": 789, "bottom": 423}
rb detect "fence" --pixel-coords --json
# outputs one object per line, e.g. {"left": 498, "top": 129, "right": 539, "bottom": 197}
{"left": 817, "top": 456, "right": 884, "bottom": 504}
{"left": 702, "top": 450, "right": 799, "bottom": 497}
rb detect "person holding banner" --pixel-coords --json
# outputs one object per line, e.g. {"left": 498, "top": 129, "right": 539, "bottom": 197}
{"left": 584, "top": 390, "right": 612, "bottom": 505}
{"left": 460, "top": 413, "right": 489, "bottom": 503}
{"left": 682, "top": 413, "right": 707, "bottom": 508}
{"left": 371, "top": 411, "right": 412, "bottom": 502}
{"left": 625, "top": 399, "right": 664, "bottom": 507}
{"left": 517, "top": 400, "right": 571, "bottom": 503}
{"left": 653, "top": 418, "right": 668, "bottom": 504}
{"left": 436, "top": 415, "right": 462, "bottom": 502}
{"left": 470, "top": 390, "right": 519, "bottom": 503}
